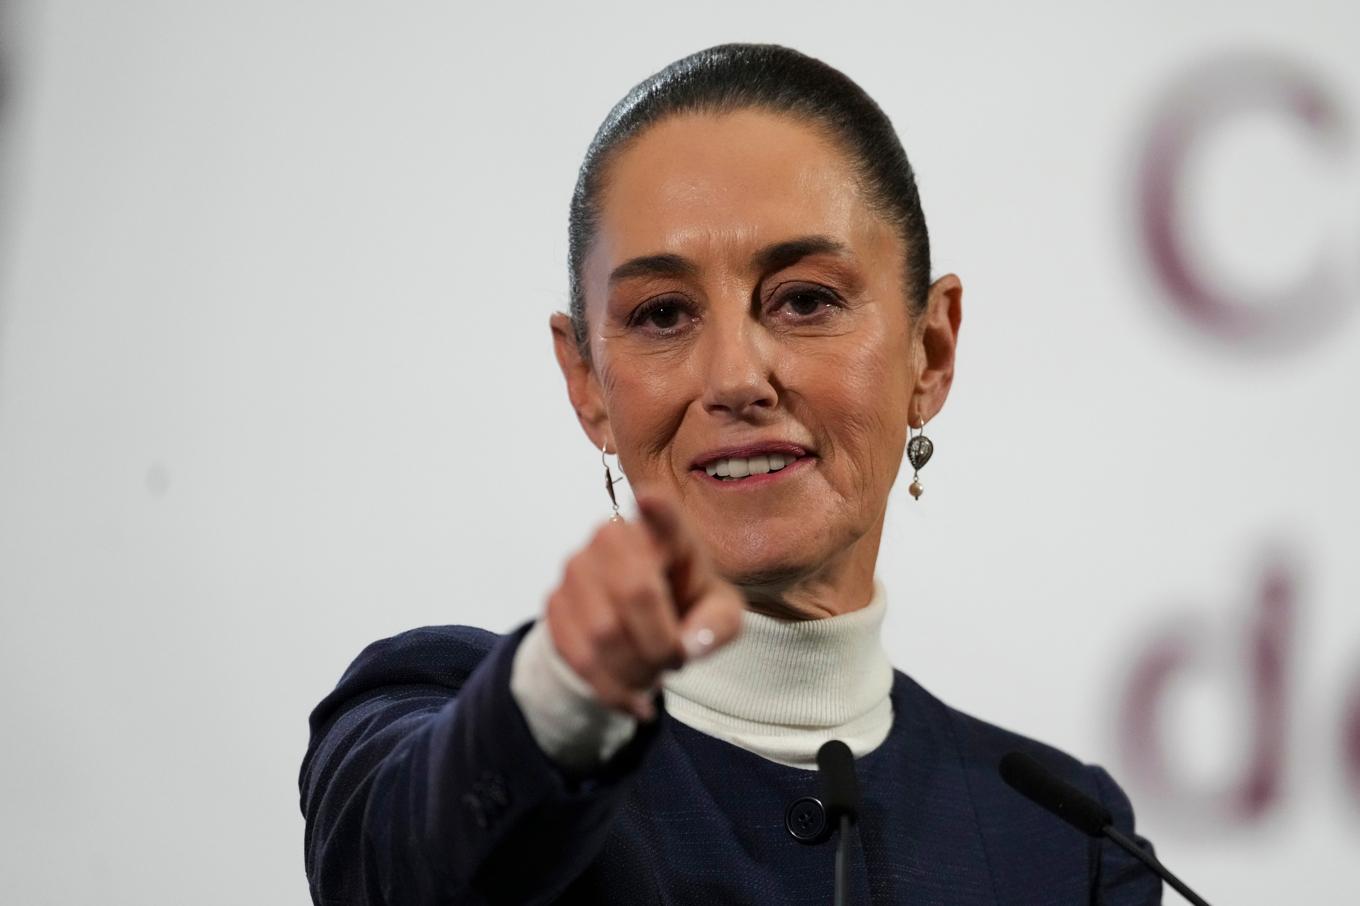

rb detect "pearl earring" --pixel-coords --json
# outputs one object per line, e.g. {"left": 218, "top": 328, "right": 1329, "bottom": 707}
{"left": 601, "top": 441, "right": 625, "bottom": 521}
{"left": 907, "top": 418, "right": 934, "bottom": 500}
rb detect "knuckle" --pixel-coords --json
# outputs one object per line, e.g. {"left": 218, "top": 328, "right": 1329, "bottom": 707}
{"left": 582, "top": 610, "right": 624, "bottom": 649}
{"left": 617, "top": 575, "right": 662, "bottom": 608}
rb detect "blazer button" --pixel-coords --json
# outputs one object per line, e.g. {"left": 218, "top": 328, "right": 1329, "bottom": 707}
{"left": 785, "top": 796, "right": 829, "bottom": 844}
{"left": 462, "top": 792, "right": 489, "bottom": 829}
{"left": 479, "top": 770, "right": 510, "bottom": 810}
{"left": 463, "top": 771, "right": 512, "bottom": 830}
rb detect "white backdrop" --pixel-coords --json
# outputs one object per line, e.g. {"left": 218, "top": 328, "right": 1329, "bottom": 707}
{"left": 1, "top": 2, "right": 1356, "bottom": 903}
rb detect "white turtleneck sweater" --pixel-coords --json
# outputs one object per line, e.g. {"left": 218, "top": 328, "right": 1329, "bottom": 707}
{"left": 509, "top": 580, "right": 894, "bottom": 773}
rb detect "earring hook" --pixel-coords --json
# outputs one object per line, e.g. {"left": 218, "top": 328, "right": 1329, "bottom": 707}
{"left": 602, "top": 441, "right": 625, "bottom": 521}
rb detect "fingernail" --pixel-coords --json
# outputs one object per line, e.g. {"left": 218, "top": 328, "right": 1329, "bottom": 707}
{"left": 634, "top": 693, "right": 657, "bottom": 722}
{"left": 682, "top": 626, "right": 716, "bottom": 661}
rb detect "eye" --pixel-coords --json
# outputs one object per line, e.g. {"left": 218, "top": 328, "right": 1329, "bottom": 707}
{"left": 628, "top": 296, "right": 695, "bottom": 334}
{"left": 773, "top": 285, "right": 840, "bottom": 319}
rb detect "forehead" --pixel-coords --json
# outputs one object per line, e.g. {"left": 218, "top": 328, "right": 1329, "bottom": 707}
{"left": 587, "top": 109, "right": 897, "bottom": 280}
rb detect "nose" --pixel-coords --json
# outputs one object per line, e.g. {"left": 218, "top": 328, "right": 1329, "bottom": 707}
{"left": 700, "top": 311, "right": 778, "bottom": 420}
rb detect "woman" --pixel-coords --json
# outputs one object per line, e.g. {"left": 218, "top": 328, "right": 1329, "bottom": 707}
{"left": 300, "top": 44, "right": 1160, "bottom": 905}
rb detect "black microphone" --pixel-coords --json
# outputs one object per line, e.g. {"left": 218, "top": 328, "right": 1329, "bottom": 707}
{"left": 999, "top": 751, "right": 1212, "bottom": 906}
{"left": 818, "top": 739, "right": 860, "bottom": 823}
{"left": 817, "top": 740, "right": 860, "bottom": 906}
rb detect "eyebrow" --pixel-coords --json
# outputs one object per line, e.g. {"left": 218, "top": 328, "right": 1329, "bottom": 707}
{"left": 607, "top": 253, "right": 697, "bottom": 287}
{"left": 607, "top": 235, "right": 849, "bottom": 287}
{"left": 753, "top": 235, "right": 848, "bottom": 273}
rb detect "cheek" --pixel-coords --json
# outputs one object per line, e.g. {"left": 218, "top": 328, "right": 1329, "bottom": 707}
{"left": 796, "top": 331, "right": 912, "bottom": 484}
{"left": 597, "top": 354, "right": 691, "bottom": 474}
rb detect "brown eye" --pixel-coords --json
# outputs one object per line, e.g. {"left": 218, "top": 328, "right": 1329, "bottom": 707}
{"left": 645, "top": 303, "right": 682, "bottom": 329}
{"left": 777, "top": 287, "right": 837, "bottom": 318}
{"left": 628, "top": 296, "right": 695, "bottom": 335}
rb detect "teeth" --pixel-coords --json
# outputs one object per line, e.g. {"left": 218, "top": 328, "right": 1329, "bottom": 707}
{"left": 703, "top": 453, "right": 800, "bottom": 480}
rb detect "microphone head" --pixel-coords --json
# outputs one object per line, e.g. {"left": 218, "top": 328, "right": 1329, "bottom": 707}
{"left": 817, "top": 739, "right": 860, "bottom": 821}
{"left": 999, "top": 751, "right": 1112, "bottom": 838}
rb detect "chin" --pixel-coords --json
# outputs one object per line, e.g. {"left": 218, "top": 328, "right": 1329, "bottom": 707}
{"left": 706, "top": 524, "right": 831, "bottom": 591}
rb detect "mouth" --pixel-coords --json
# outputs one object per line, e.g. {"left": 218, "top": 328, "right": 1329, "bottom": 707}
{"left": 690, "top": 443, "right": 815, "bottom": 484}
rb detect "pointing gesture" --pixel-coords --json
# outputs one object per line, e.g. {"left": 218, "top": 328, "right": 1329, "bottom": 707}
{"left": 545, "top": 491, "right": 745, "bottom": 721}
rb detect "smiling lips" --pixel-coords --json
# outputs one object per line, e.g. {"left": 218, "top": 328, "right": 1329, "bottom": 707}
{"left": 691, "top": 443, "right": 812, "bottom": 483}
{"left": 704, "top": 452, "right": 794, "bottom": 479}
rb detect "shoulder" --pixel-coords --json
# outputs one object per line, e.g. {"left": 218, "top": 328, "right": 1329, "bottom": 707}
{"left": 892, "top": 671, "right": 1157, "bottom": 901}
{"left": 306, "top": 624, "right": 507, "bottom": 740}
{"left": 893, "top": 669, "right": 1126, "bottom": 808}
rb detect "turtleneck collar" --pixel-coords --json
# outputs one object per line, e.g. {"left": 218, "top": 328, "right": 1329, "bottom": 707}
{"left": 660, "top": 579, "right": 895, "bottom": 770}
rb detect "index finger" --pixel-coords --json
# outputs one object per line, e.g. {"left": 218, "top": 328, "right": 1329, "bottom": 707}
{"left": 634, "top": 491, "right": 718, "bottom": 612}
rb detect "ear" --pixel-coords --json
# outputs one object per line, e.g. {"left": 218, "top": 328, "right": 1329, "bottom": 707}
{"left": 550, "top": 311, "right": 613, "bottom": 450}
{"left": 911, "top": 273, "right": 963, "bottom": 425}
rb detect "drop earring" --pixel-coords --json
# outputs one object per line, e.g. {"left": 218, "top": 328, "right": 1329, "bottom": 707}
{"left": 907, "top": 418, "right": 934, "bottom": 500}
{"left": 602, "top": 441, "right": 625, "bottom": 521}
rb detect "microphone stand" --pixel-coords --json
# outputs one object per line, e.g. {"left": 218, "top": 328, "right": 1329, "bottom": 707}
{"left": 999, "top": 751, "right": 1213, "bottom": 906}
{"left": 1103, "top": 825, "right": 1210, "bottom": 906}
{"left": 833, "top": 813, "right": 852, "bottom": 906}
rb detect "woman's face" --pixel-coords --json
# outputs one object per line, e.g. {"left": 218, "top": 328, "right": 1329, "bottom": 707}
{"left": 553, "top": 109, "right": 960, "bottom": 609}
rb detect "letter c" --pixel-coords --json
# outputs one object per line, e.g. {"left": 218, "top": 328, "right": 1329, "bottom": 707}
{"left": 1139, "top": 54, "right": 1351, "bottom": 349}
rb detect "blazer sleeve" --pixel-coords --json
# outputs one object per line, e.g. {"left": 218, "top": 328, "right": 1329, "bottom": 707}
{"left": 298, "top": 620, "right": 663, "bottom": 905}
{"left": 1089, "top": 765, "right": 1163, "bottom": 906}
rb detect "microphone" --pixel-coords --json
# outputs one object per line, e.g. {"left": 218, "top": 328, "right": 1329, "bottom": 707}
{"left": 817, "top": 740, "right": 860, "bottom": 906}
{"left": 818, "top": 739, "right": 860, "bottom": 824}
{"left": 999, "top": 751, "right": 1212, "bottom": 906}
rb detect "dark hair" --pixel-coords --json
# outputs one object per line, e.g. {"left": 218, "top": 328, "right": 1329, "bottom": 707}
{"left": 567, "top": 42, "right": 931, "bottom": 355}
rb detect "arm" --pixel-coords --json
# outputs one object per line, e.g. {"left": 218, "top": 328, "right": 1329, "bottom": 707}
{"left": 299, "top": 622, "right": 662, "bottom": 906}
{"left": 301, "top": 497, "right": 742, "bottom": 904}
{"left": 508, "top": 618, "right": 639, "bottom": 774}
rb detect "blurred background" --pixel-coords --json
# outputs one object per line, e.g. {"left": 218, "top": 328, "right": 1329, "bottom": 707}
{"left": 1, "top": 1, "right": 1356, "bottom": 903}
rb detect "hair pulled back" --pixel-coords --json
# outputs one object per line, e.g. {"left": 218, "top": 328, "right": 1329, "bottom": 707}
{"left": 567, "top": 43, "right": 931, "bottom": 355}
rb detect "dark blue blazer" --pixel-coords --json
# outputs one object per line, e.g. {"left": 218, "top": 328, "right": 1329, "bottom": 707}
{"left": 299, "top": 622, "right": 1162, "bottom": 905}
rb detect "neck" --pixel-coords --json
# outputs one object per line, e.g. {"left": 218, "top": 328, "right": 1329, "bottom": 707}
{"left": 661, "top": 578, "right": 894, "bottom": 769}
